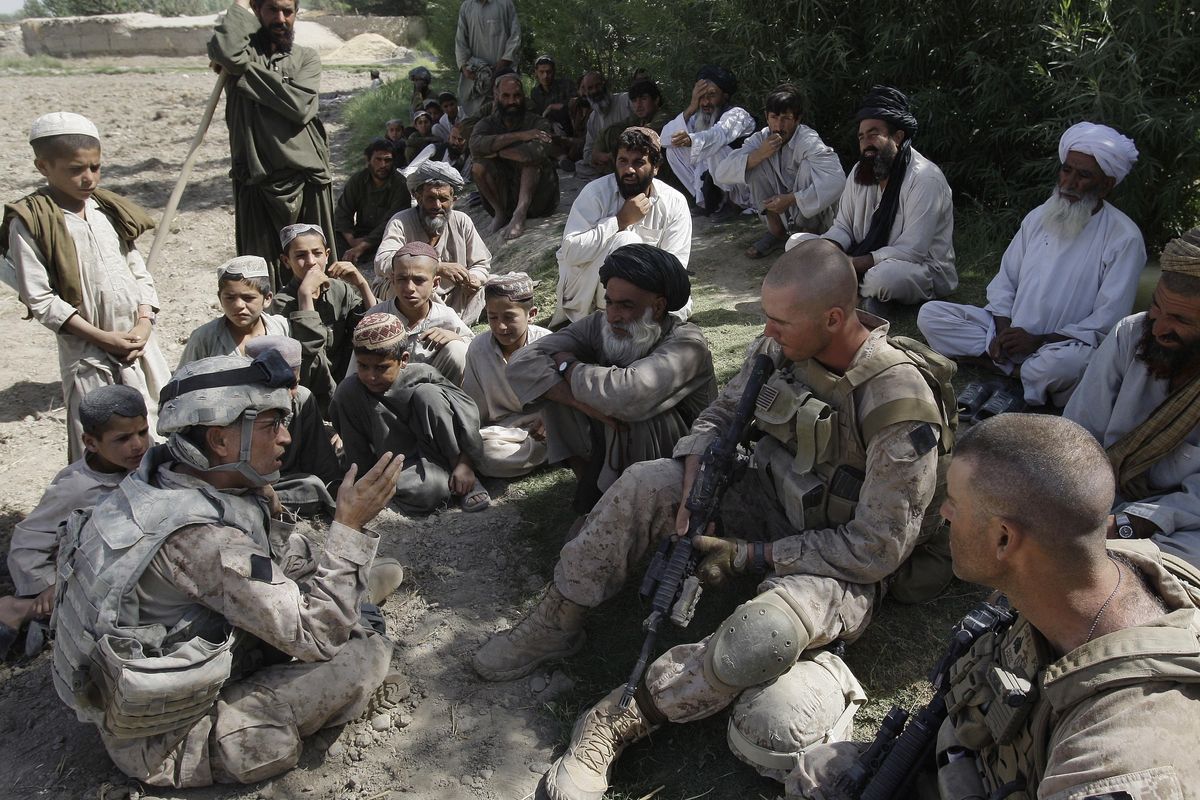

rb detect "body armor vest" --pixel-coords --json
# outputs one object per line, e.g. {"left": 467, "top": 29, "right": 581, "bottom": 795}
{"left": 944, "top": 545, "right": 1200, "bottom": 798}
{"left": 52, "top": 445, "right": 271, "bottom": 739}
{"left": 751, "top": 332, "right": 951, "bottom": 539}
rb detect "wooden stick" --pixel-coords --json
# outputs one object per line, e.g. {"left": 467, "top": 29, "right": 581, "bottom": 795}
{"left": 144, "top": 71, "right": 228, "bottom": 272}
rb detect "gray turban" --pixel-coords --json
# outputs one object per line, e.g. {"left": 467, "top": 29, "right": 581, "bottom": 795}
{"left": 406, "top": 160, "right": 466, "bottom": 194}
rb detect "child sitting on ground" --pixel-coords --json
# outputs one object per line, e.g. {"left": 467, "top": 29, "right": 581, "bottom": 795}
{"left": 2, "top": 111, "right": 169, "bottom": 462}
{"left": 364, "top": 241, "right": 473, "bottom": 385}
{"left": 331, "top": 313, "right": 490, "bottom": 514}
{"left": 179, "top": 256, "right": 289, "bottom": 365}
{"left": 0, "top": 385, "right": 149, "bottom": 657}
{"left": 243, "top": 335, "right": 343, "bottom": 516}
{"left": 463, "top": 272, "right": 551, "bottom": 478}
{"left": 271, "top": 223, "right": 377, "bottom": 413}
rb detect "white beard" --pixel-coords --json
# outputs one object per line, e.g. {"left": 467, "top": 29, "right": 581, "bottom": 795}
{"left": 422, "top": 212, "right": 448, "bottom": 236}
{"left": 693, "top": 110, "right": 716, "bottom": 132}
{"left": 1042, "top": 188, "right": 1096, "bottom": 240}
{"left": 601, "top": 309, "right": 661, "bottom": 366}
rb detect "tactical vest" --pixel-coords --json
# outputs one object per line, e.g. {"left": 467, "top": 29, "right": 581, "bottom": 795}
{"left": 750, "top": 331, "right": 954, "bottom": 542}
{"left": 943, "top": 544, "right": 1200, "bottom": 799}
{"left": 52, "top": 446, "right": 271, "bottom": 739}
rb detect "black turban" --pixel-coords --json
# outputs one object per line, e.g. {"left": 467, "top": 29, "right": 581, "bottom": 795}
{"left": 697, "top": 64, "right": 737, "bottom": 97}
{"left": 854, "top": 85, "right": 918, "bottom": 137}
{"left": 599, "top": 244, "right": 691, "bottom": 312}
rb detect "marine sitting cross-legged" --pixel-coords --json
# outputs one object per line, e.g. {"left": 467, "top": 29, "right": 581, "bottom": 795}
{"left": 474, "top": 239, "right": 957, "bottom": 799}
{"left": 51, "top": 351, "right": 405, "bottom": 788}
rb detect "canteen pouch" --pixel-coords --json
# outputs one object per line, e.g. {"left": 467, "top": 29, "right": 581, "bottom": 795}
{"left": 95, "top": 628, "right": 237, "bottom": 738}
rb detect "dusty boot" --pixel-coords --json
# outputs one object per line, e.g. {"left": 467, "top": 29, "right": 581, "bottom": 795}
{"left": 361, "top": 671, "right": 411, "bottom": 720}
{"left": 543, "top": 687, "right": 657, "bottom": 800}
{"left": 472, "top": 585, "right": 586, "bottom": 681}
{"left": 368, "top": 558, "right": 405, "bottom": 606}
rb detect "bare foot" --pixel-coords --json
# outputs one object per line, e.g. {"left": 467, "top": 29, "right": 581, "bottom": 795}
{"left": 488, "top": 215, "right": 511, "bottom": 235}
{"left": 504, "top": 218, "right": 526, "bottom": 240}
{"left": 0, "top": 596, "right": 34, "bottom": 631}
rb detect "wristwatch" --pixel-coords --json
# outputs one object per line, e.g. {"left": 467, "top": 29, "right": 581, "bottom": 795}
{"left": 1115, "top": 513, "right": 1136, "bottom": 539}
{"left": 138, "top": 311, "right": 157, "bottom": 326}
{"left": 557, "top": 359, "right": 573, "bottom": 376}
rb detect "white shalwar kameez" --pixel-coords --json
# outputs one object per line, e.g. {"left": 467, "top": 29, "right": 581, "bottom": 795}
{"left": 10, "top": 200, "right": 169, "bottom": 462}
{"left": 549, "top": 175, "right": 692, "bottom": 327}
{"left": 1065, "top": 313, "right": 1200, "bottom": 567}
{"left": 712, "top": 124, "right": 845, "bottom": 233}
{"left": 919, "top": 200, "right": 1145, "bottom": 405}
{"left": 791, "top": 148, "right": 955, "bottom": 304}
{"left": 661, "top": 106, "right": 756, "bottom": 208}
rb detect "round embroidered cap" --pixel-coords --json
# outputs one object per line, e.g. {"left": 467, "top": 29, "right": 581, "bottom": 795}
{"left": 353, "top": 313, "right": 408, "bottom": 351}
{"left": 30, "top": 112, "right": 100, "bottom": 143}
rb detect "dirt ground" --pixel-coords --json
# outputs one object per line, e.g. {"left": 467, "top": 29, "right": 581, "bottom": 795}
{"left": 0, "top": 60, "right": 774, "bottom": 800}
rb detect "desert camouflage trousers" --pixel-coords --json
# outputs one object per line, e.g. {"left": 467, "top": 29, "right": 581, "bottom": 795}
{"left": 554, "top": 457, "right": 879, "bottom": 723}
{"left": 101, "top": 631, "right": 392, "bottom": 788}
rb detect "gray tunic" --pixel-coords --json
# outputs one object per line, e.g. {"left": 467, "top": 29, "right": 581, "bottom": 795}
{"left": 453, "top": 0, "right": 521, "bottom": 115}
{"left": 330, "top": 363, "right": 484, "bottom": 515}
{"left": 8, "top": 457, "right": 125, "bottom": 596}
{"left": 507, "top": 312, "right": 717, "bottom": 491}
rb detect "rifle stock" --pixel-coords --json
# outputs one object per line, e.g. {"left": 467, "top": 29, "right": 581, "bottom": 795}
{"left": 832, "top": 601, "right": 1016, "bottom": 799}
{"left": 618, "top": 353, "right": 776, "bottom": 708}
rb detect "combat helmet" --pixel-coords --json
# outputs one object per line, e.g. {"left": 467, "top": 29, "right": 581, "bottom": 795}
{"left": 157, "top": 351, "right": 295, "bottom": 486}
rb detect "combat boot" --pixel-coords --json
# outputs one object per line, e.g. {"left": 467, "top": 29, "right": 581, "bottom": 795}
{"left": 543, "top": 687, "right": 657, "bottom": 800}
{"left": 368, "top": 558, "right": 405, "bottom": 606}
{"left": 472, "top": 585, "right": 586, "bottom": 681}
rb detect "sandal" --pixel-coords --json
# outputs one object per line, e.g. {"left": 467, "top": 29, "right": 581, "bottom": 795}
{"left": 745, "top": 232, "right": 783, "bottom": 259}
{"left": 460, "top": 479, "right": 491, "bottom": 513}
{"left": 974, "top": 387, "right": 1026, "bottom": 422}
{"left": 956, "top": 381, "right": 995, "bottom": 420}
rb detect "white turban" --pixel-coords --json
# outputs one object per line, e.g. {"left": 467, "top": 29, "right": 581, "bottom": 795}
{"left": 1058, "top": 122, "right": 1138, "bottom": 184}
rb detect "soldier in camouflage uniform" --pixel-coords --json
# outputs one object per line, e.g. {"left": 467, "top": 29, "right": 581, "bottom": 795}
{"left": 473, "top": 239, "right": 957, "bottom": 799}
{"left": 51, "top": 352, "right": 405, "bottom": 788}
{"left": 788, "top": 414, "right": 1200, "bottom": 800}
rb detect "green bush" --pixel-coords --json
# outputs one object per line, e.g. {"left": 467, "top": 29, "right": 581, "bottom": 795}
{"left": 424, "top": 0, "right": 1197, "bottom": 249}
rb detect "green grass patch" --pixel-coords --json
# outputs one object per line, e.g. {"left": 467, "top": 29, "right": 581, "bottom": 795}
{"left": 340, "top": 56, "right": 450, "bottom": 157}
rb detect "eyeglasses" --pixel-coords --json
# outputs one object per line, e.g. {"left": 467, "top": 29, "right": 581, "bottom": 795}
{"left": 254, "top": 412, "right": 293, "bottom": 433}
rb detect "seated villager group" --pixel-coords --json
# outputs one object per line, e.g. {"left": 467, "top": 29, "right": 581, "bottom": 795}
{"left": 1, "top": 1, "right": 1197, "bottom": 798}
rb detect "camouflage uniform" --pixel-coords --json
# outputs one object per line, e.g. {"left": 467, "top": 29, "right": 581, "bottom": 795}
{"left": 53, "top": 446, "right": 392, "bottom": 788}
{"left": 554, "top": 320, "right": 947, "bottom": 759}
{"left": 788, "top": 541, "right": 1200, "bottom": 799}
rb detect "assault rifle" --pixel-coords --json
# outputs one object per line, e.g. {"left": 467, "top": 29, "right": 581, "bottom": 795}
{"left": 831, "top": 601, "right": 1017, "bottom": 799}
{"left": 618, "top": 353, "right": 776, "bottom": 709}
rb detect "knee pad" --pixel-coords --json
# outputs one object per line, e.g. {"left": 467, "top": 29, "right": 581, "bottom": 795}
{"left": 726, "top": 651, "right": 866, "bottom": 780}
{"left": 705, "top": 590, "right": 811, "bottom": 690}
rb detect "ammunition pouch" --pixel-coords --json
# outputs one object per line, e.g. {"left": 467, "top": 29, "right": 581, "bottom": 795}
{"left": 96, "top": 627, "right": 238, "bottom": 738}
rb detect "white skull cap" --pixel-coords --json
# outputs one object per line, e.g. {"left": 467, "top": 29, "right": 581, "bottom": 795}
{"left": 217, "top": 255, "right": 271, "bottom": 280}
{"left": 29, "top": 112, "right": 100, "bottom": 143}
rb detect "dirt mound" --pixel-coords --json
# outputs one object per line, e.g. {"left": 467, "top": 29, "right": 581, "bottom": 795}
{"left": 324, "top": 32, "right": 405, "bottom": 64}
{"left": 294, "top": 19, "right": 344, "bottom": 54}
